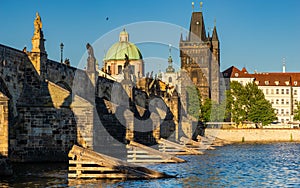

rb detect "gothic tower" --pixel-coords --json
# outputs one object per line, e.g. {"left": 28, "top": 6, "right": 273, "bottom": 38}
{"left": 179, "top": 5, "right": 220, "bottom": 103}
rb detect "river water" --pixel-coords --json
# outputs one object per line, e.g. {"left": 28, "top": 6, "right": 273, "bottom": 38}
{"left": 1, "top": 142, "right": 299, "bottom": 187}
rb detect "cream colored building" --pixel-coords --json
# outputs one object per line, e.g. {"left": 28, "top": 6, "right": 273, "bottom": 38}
{"left": 223, "top": 66, "right": 300, "bottom": 124}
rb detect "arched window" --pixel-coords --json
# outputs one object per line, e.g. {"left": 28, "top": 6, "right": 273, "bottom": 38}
{"left": 169, "top": 77, "right": 172, "bottom": 83}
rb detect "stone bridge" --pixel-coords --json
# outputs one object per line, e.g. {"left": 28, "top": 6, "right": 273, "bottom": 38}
{"left": 0, "top": 14, "right": 195, "bottom": 162}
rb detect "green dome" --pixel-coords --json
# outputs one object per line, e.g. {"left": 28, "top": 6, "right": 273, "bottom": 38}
{"left": 104, "top": 29, "right": 143, "bottom": 61}
{"left": 104, "top": 41, "right": 142, "bottom": 61}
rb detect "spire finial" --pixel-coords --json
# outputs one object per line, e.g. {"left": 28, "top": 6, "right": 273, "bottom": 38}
{"left": 192, "top": 2, "right": 195, "bottom": 12}
{"left": 282, "top": 57, "right": 286, "bottom": 73}
{"left": 168, "top": 44, "right": 172, "bottom": 57}
{"left": 200, "top": 2, "right": 203, "bottom": 11}
{"left": 214, "top": 18, "right": 217, "bottom": 27}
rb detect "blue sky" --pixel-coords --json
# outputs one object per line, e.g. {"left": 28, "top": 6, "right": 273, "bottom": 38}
{"left": 0, "top": 0, "right": 299, "bottom": 73}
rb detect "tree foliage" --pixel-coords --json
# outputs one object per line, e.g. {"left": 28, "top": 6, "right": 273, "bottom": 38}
{"left": 293, "top": 102, "right": 300, "bottom": 121}
{"left": 186, "top": 86, "right": 226, "bottom": 123}
{"left": 226, "top": 81, "right": 277, "bottom": 126}
{"left": 186, "top": 86, "right": 201, "bottom": 119}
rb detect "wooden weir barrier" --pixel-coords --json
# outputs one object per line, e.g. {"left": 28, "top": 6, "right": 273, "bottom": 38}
{"left": 68, "top": 145, "right": 175, "bottom": 180}
{"left": 158, "top": 138, "right": 203, "bottom": 155}
{"left": 127, "top": 141, "right": 185, "bottom": 163}
{"left": 201, "top": 135, "right": 233, "bottom": 146}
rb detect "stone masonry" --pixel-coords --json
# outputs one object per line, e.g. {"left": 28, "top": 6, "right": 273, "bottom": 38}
{"left": 0, "top": 13, "right": 181, "bottom": 162}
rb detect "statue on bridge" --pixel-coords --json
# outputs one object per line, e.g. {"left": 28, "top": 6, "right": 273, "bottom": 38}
{"left": 34, "top": 12, "right": 42, "bottom": 34}
{"left": 123, "top": 54, "right": 131, "bottom": 81}
{"left": 86, "top": 43, "right": 96, "bottom": 72}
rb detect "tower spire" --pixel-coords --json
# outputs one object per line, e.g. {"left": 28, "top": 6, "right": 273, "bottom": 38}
{"left": 166, "top": 44, "right": 175, "bottom": 73}
{"left": 282, "top": 57, "right": 286, "bottom": 73}
{"left": 212, "top": 23, "right": 219, "bottom": 41}
{"left": 200, "top": 2, "right": 203, "bottom": 12}
{"left": 192, "top": 2, "right": 195, "bottom": 12}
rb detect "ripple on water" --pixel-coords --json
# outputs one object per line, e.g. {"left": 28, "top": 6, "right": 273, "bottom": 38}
{"left": 1, "top": 143, "right": 299, "bottom": 187}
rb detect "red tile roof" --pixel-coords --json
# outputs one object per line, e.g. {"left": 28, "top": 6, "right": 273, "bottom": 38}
{"left": 222, "top": 66, "right": 300, "bottom": 86}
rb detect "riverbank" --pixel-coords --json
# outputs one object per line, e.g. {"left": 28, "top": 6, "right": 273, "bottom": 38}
{"left": 206, "top": 128, "right": 300, "bottom": 143}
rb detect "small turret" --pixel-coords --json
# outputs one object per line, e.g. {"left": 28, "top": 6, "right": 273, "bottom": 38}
{"left": 212, "top": 26, "right": 219, "bottom": 41}
{"left": 212, "top": 20, "right": 220, "bottom": 62}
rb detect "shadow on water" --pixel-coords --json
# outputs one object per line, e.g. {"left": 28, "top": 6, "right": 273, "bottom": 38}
{"left": 0, "top": 162, "right": 68, "bottom": 187}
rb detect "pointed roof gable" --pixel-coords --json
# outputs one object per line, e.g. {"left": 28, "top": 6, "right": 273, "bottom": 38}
{"left": 222, "top": 66, "right": 252, "bottom": 78}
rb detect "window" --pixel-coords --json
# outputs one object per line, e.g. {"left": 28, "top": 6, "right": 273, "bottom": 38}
{"left": 295, "top": 99, "right": 298, "bottom": 105}
{"left": 271, "top": 99, "right": 274, "bottom": 104}
{"left": 276, "top": 99, "right": 279, "bottom": 104}
{"left": 107, "top": 66, "right": 111, "bottom": 74}
{"left": 294, "top": 90, "right": 297, "bottom": 95}
{"left": 281, "top": 99, "right": 284, "bottom": 104}
{"left": 265, "top": 81, "right": 269, "bottom": 85}
{"left": 286, "top": 89, "right": 289, "bottom": 95}
{"left": 281, "top": 119, "right": 284, "bottom": 123}
{"left": 286, "top": 100, "right": 289, "bottom": 105}
{"left": 286, "top": 119, "right": 289, "bottom": 122}
{"left": 286, "top": 110, "right": 289, "bottom": 115}
{"left": 271, "top": 89, "right": 274, "bottom": 94}
{"left": 281, "top": 89, "right": 284, "bottom": 94}
{"left": 118, "top": 65, "right": 122, "bottom": 74}
{"left": 169, "top": 77, "right": 172, "bottom": 83}
{"left": 266, "top": 89, "right": 269, "bottom": 95}
{"left": 281, "top": 109, "right": 284, "bottom": 114}
{"left": 276, "top": 89, "right": 279, "bottom": 94}
{"left": 294, "top": 81, "right": 298, "bottom": 86}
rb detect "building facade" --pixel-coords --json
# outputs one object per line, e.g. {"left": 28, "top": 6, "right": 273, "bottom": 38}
{"left": 223, "top": 66, "right": 300, "bottom": 124}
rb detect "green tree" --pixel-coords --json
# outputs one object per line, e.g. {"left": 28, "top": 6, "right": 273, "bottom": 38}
{"left": 248, "top": 99, "right": 277, "bottom": 126}
{"left": 225, "top": 81, "right": 247, "bottom": 124}
{"left": 200, "top": 98, "right": 226, "bottom": 122}
{"left": 226, "top": 81, "right": 276, "bottom": 126}
{"left": 200, "top": 98, "right": 211, "bottom": 122}
{"left": 293, "top": 102, "right": 300, "bottom": 121}
{"left": 186, "top": 86, "right": 201, "bottom": 119}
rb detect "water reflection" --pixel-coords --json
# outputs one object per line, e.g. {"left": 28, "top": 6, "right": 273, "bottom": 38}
{"left": 1, "top": 143, "right": 299, "bottom": 187}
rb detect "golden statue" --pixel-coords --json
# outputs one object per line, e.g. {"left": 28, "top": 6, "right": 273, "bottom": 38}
{"left": 34, "top": 12, "right": 42, "bottom": 33}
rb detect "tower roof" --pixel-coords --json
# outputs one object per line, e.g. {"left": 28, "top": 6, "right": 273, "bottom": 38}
{"left": 189, "top": 12, "right": 206, "bottom": 42}
{"left": 212, "top": 26, "right": 219, "bottom": 41}
{"left": 104, "top": 30, "right": 142, "bottom": 61}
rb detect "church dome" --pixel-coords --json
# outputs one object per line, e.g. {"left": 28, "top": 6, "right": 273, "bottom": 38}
{"left": 104, "top": 29, "right": 143, "bottom": 61}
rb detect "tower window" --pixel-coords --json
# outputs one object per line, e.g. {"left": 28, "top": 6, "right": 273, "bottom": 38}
{"left": 169, "top": 77, "right": 172, "bottom": 83}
